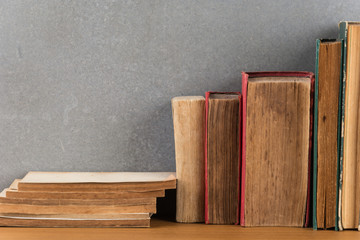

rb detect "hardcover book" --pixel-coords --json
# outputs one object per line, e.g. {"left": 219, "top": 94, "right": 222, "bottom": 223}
{"left": 241, "top": 72, "right": 314, "bottom": 227}
{"left": 338, "top": 21, "right": 360, "bottom": 231}
{"left": 172, "top": 96, "right": 205, "bottom": 223}
{"left": 205, "top": 92, "right": 241, "bottom": 225}
{"left": 312, "top": 39, "right": 342, "bottom": 230}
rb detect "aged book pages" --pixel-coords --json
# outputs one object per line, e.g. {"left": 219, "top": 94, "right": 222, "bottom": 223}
{"left": 342, "top": 23, "right": 360, "bottom": 229}
{"left": 6, "top": 189, "right": 164, "bottom": 199}
{"left": 316, "top": 41, "right": 341, "bottom": 229}
{"left": 0, "top": 188, "right": 156, "bottom": 206}
{"left": 172, "top": 96, "right": 205, "bottom": 223}
{"left": 206, "top": 93, "right": 240, "bottom": 224}
{"left": 245, "top": 77, "right": 310, "bottom": 226}
{"left": 0, "top": 213, "right": 150, "bottom": 219}
{"left": 0, "top": 216, "right": 150, "bottom": 227}
{"left": 18, "top": 172, "right": 176, "bottom": 192}
{"left": 0, "top": 203, "right": 157, "bottom": 214}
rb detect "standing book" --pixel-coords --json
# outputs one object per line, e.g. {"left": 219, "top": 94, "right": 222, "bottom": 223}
{"left": 338, "top": 21, "right": 360, "bottom": 231}
{"left": 205, "top": 92, "right": 241, "bottom": 225}
{"left": 172, "top": 96, "right": 205, "bottom": 223}
{"left": 313, "top": 39, "right": 342, "bottom": 230}
{"left": 241, "top": 72, "right": 314, "bottom": 227}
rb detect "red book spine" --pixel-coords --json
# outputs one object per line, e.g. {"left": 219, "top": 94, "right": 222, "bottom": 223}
{"left": 240, "top": 73, "right": 248, "bottom": 226}
{"left": 204, "top": 92, "right": 210, "bottom": 224}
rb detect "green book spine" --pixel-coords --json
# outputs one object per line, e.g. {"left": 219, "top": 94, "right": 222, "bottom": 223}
{"left": 337, "top": 21, "right": 348, "bottom": 231}
{"left": 313, "top": 39, "right": 320, "bottom": 230}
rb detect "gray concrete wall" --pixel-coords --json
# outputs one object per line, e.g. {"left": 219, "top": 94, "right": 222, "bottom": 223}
{"left": 0, "top": 0, "right": 358, "bottom": 189}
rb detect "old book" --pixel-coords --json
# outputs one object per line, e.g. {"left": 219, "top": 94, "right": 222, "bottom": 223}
{"left": 0, "top": 188, "right": 156, "bottom": 206}
{"left": 0, "top": 202, "right": 157, "bottom": 215}
{"left": 0, "top": 213, "right": 150, "bottom": 227}
{"left": 205, "top": 92, "right": 241, "bottom": 225}
{"left": 338, "top": 21, "right": 360, "bottom": 230}
{"left": 17, "top": 172, "right": 176, "bottom": 192}
{"left": 241, "top": 72, "right": 313, "bottom": 227}
{"left": 0, "top": 213, "right": 150, "bottom": 219}
{"left": 172, "top": 96, "right": 205, "bottom": 223}
{"left": 313, "top": 39, "right": 342, "bottom": 230}
{"left": 6, "top": 189, "right": 164, "bottom": 200}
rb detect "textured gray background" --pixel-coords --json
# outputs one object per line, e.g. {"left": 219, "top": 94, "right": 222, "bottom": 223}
{"left": 0, "top": 0, "right": 358, "bottom": 189}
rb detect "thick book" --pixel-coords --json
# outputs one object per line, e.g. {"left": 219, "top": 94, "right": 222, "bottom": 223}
{"left": 172, "top": 96, "right": 205, "bottom": 223}
{"left": 0, "top": 202, "right": 156, "bottom": 215}
{"left": 338, "top": 21, "right": 360, "bottom": 231}
{"left": 17, "top": 172, "right": 176, "bottom": 192}
{"left": 6, "top": 189, "right": 164, "bottom": 200}
{"left": 0, "top": 213, "right": 151, "bottom": 228}
{"left": 241, "top": 72, "right": 314, "bottom": 227}
{"left": 313, "top": 39, "right": 342, "bottom": 230}
{"left": 0, "top": 188, "right": 156, "bottom": 206}
{"left": 205, "top": 92, "right": 241, "bottom": 225}
{"left": 6, "top": 180, "right": 165, "bottom": 200}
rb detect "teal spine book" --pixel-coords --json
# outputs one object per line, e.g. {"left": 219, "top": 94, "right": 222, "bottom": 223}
{"left": 337, "top": 21, "right": 347, "bottom": 231}
{"left": 335, "top": 38, "right": 344, "bottom": 232}
{"left": 313, "top": 39, "right": 320, "bottom": 230}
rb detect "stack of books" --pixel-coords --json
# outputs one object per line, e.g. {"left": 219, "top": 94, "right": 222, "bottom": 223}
{"left": 0, "top": 171, "right": 176, "bottom": 227}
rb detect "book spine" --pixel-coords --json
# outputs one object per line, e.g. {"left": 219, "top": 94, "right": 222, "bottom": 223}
{"left": 205, "top": 91, "right": 241, "bottom": 225}
{"left": 237, "top": 94, "right": 242, "bottom": 226}
{"left": 304, "top": 73, "right": 315, "bottom": 228}
{"left": 312, "top": 39, "right": 320, "bottom": 230}
{"left": 241, "top": 71, "right": 314, "bottom": 227}
{"left": 335, "top": 39, "right": 344, "bottom": 232}
{"left": 337, "top": 21, "right": 348, "bottom": 231}
{"left": 204, "top": 92, "right": 210, "bottom": 224}
{"left": 240, "top": 73, "right": 248, "bottom": 226}
{"left": 172, "top": 96, "right": 205, "bottom": 223}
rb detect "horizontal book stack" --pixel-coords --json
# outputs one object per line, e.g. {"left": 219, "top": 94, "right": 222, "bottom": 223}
{"left": 0, "top": 171, "right": 176, "bottom": 227}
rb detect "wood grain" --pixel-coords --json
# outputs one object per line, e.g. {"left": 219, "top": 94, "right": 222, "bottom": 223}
{"left": 206, "top": 94, "right": 240, "bottom": 224}
{"left": 172, "top": 96, "right": 205, "bottom": 223}
{"left": 316, "top": 41, "right": 341, "bottom": 229}
{"left": 245, "top": 77, "right": 310, "bottom": 226}
{"left": 0, "top": 219, "right": 359, "bottom": 240}
{"left": 342, "top": 24, "right": 360, "bottom": 229}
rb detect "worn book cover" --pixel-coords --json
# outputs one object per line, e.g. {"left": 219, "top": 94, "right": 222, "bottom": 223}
{"left": 338, "top": 21, "right": 360, "bottom": 231}
{"left": 205, "top": 92, "right": 241, "bottom": 225}
{"left": 312, "top": 39, "right": 342, "bottom": 230}
{"left": 241, "top": 72, "right": 314, "bottom": 227}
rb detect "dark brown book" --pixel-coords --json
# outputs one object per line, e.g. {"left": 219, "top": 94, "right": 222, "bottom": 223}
{"left": 205, "top": 92, "right": 241, "bottom": 225}
{"left": 314, "top": 40, "right": 342, "bottom": 229}
{"left": 241, "top": 72, "right": 313, "bottom": 227}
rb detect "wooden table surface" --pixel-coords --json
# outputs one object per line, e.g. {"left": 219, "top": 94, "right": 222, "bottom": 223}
{"left": 0, "top": 218, "right": 358, "bottom": 240}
